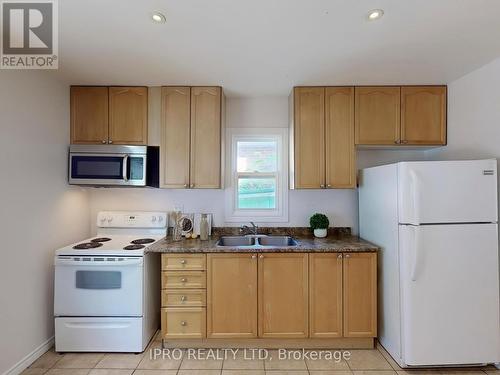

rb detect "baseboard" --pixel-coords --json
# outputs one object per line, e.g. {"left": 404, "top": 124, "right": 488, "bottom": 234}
{"left": 3, "top": 336, "right": 54, "bottom": 375}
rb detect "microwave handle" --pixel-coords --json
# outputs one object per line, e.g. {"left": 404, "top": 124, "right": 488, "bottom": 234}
{"left": 122, "top": 155, "right": 129, "bottom": 182}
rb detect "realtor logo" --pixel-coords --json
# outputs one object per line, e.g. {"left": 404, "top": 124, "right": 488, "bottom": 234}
{"left": 1, "top": 0, "right": 58, "bottom": 69}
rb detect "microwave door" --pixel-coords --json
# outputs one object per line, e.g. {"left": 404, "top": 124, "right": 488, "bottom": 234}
{"left": 69, "top": 153, "right": 130, "bottom": 186}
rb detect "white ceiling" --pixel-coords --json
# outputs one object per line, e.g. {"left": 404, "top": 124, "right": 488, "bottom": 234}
{"left": 59, "top": 0, "right": 500, "bottom": 97}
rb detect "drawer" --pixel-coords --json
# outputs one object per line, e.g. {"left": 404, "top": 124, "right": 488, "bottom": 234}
{"left": 162, "top": 289, "right": 206, "bottom": 307}
{"left": 161, "top": 307, "right": 206, "bottom": 339}
{"left": 162, "top": 271, "right": 206, "bottom": 289}
{"left": 162, "top": 254, "right": 206, "bottom": 271}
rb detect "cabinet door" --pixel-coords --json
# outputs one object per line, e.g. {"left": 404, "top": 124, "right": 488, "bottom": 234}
{"left": 343, "top": 253, "right": 377, "bottom": 337}
{"left": 109, "top": 87, "right": 148, "bottom": 145}
{"left": 325, "top": 87, "right": 355, "bottom": 188}
{"left": 355, "top": 87, "right": 401, "bottom": 145}
{"left": 161, "top": 87, "right": 191, "bottom": 188}
{"left": 207, "top": 254, "right": 258, "bottom": 338}
{"left": 258, "top": 253, "right": 308, "bottom": 338}
{"left": 70, "top": 86, "right": 108, "bottom": 144}
{"left": 309, "top": 253, "right": 343, "bottom": 338}
{"left": 293, "top": 87, "right": 325, "bottom": 189}
{"left": 401, "top": 86, "right": 447, "bottom": 145}
{"left": 190, "top": 87, "right": 222, "bottom": 188}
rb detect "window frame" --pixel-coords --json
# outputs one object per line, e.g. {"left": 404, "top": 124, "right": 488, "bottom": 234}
{"left": 225, "top": 128, "right": 289, "bottom": 223}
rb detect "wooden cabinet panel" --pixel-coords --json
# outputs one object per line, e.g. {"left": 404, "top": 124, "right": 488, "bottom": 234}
{"left": 207, "top": 254, "right": 258, "bottom": 338}
{"left": 258, "top": 253, "right": 308, "bottom": 338}
{"left": 109, "top": 87, "right": 148, "bottom": 145}
{"left": 161, "top": 253, "right": 206, "bottom": 271}
{"left": 355, "top": 87, "right": 401, "bottom": 145}
{"left": 161, "top": 271, "right": 206, "bottom": 289}
{"left": 293, "top": 87, "right": 325, "bottom": 189}
{"left": 401, "top": 86, "right": 447, "bottom": 145}
{"left": 343, "top": 253, "right": 377, "bottom": 337}
{"left": 325, "top": 87, "right": 355, "bottom": 188}
{"left": 190, "top": 87, "right": 222, "bottom": 188}
{"left": 70, "top": 86, "right": 108, "bottom": 144}
{"left": 309, "top": 253, "right": 343, "bottom": 338}
{"left": 161, "top": 87, "right": 191, "bottom": 188}
{"left": 161, "top": 307, "right": 206, "bottom": 339}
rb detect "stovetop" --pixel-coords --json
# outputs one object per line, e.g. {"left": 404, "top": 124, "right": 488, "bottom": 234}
{"left": 56, "top": 234, "right": 166, "bottom": 256}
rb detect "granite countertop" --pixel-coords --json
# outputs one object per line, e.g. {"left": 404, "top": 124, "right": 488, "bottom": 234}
{"left": 146, "top": 228, "right": 378, "bottom": 253}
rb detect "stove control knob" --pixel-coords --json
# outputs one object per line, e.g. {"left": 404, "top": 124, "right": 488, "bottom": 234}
{"left": 158, "top": 216, "right": 164, "bottom": 222}
{"left": 107, "top": 216, "right": 113, "bottom": 223}
{"left": 151, "top": 216, "right": 157, "bottom": 222}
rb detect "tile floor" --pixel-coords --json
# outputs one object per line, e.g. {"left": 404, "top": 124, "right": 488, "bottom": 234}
{"left": 22, "top": 336, "right": 499, "bottom": 375}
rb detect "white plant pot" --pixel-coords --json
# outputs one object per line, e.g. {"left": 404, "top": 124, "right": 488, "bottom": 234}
{"left": 314, "top": 228, "right": 327, "bottom": 238}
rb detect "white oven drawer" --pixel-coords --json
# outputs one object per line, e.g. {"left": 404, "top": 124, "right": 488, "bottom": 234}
{"left": 54, "top": 256, "right": 143, "bottom": 316}
{"left": 55, "top": 317, "right": 143, "bottom": 352}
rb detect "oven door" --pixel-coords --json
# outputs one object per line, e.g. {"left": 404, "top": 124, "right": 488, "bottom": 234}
{"left": 69, "top": 153, "right": 147, "bottom": 186}
{"left": 54, "top": 256, "right": 143, "bottom": 317}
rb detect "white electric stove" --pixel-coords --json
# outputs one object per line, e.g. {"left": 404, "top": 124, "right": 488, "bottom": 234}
{"left": 54, "top": 211, "right": 167, "bottom": 353}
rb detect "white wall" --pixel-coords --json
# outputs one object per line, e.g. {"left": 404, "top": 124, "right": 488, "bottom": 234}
{"left": 0, "top": 71, "right": 90, "bottom": 374}
{"left": 89, "top": 95, "right": 427, "bottom": 234}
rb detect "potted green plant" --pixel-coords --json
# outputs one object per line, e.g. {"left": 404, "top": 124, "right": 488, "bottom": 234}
{"left": 309, "top": 213, "right": 330, "bottom": 238}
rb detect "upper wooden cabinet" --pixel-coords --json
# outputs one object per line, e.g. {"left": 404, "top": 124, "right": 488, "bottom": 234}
{"left": 161, "top": 86, "right": 224, "bottom": 189}
{"left": 70, "top": 86, "right": 148, "bottom": 145}
{"left": 355, "top": 85, "right": 447, "bottom": 146}
{"left": 258, "top": 253, "right": 309, "bottom": 338}
{"left": 343, "top": 252, "right": 377, "bottom": 337}
{"left": 108, "top": 87, "right": 148, "bottom": 145}
{"left": 401, "top": 86, "right": 447, "bottom": 145}
{"left": 70, "top": 87, "right": 109, "bottom": 144}
{"left": 309, "top": 253, "right": 343, "bottom": 338}
{"left": 291, "top": 87, "right": 356, "bottom": 189}
{"left": 207, "top": 254, "right": 257, "bottom": 338}
{"left": 355, "top": 86, "right": 401, "bottom": 145}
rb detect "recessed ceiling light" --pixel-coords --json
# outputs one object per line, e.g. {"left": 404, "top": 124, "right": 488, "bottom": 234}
{"left": 367, "top": 9, "right": 384, "bottom": 21}
{"left": 151, "top": 11, "right": 166, "bottom": 24}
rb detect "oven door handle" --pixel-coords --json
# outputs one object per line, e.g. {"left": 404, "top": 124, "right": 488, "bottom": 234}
{"left": 122, "top": 154, "right": 129, "bottom": 182}
{"left": 55, "top": 258, "right": 143, "bottom": 267}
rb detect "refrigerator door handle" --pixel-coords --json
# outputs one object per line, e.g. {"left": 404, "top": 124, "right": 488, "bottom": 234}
{"left": 411, "top": 226, "right": 420, "bottom": 281}
{"left": 409, "top": 170, "right": 421, "bottom": 225}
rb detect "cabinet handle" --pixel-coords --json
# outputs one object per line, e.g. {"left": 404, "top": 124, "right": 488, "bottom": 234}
{"left": 108, "top": 140, "right": 113, "bottom": 144}
{"left": 190, "top": 184, "right": 195, "bottom": 188}
{"left": 180, "top": 295, "right": 187, "bottom": 302}
{"left": 327, "top": 184, "right": 332, "bottom": 188}
{"left": 101, "top": 140, "right": 107, "bottom": 144}
{"left": 180, "top": 259, "right": 186, "bottom": 264}
{"left": 394, "top": 140, "right": 400, "bottom": 144}
{"left": 251, "top": 255, "right": 256, "bottom": 259}
{"left": 401, "top": 140, "right": 408, "bottom": 144}
{"left": 184, "top": 184, "right": 188, "bottom": 188}
{"left": 345, "top": 254, "right": 351, "bottom": 258}
{"left": 337, "top": 254, "right": 342, "bottom": 258}
{"left": 259, "top": 255, "right": 264, "bottom": 259}
{"left": 180, "top": 321, "right": 187, "bottom": 326}
{"left": 320, "top": 184, "right": 325, "bottom": 188}
{"left": 180, "top": 278, "right": 187, "bottom": 283}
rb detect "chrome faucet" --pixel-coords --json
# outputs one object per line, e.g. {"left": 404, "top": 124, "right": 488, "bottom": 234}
{"left": 240, "top": 222, "right": 258, "bottom": 235}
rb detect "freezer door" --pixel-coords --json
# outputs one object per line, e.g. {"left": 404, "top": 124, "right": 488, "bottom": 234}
{"left": 399, "top": 224, "right": 500, "bottom": 366}
{"left": 398, "top": 159, "right": 498, "bottom": 224}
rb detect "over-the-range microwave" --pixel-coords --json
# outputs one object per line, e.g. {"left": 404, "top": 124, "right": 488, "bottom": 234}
{"left": 69, "top": 145, "right": 159, "bottom": 187}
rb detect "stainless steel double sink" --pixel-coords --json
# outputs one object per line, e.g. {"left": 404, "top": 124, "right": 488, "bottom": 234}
{"left": 216, "top": 235, "right": 299, "bottom": 248}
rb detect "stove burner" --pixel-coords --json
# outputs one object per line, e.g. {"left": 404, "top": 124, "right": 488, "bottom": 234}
{"left": 73, "top": 242, "right": 103, "bottom": 250}
{"left": 91, "top": 237, "right": 112, "bottom": 243}
{"left": 124, "top": 244, "right": 145, "bottom": 250}
{"left": 131, "top": 238, "right": 155, "bottom": 245}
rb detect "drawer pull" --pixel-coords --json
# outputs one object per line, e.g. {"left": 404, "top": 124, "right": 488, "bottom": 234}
{"left": 180, "top": 278, "right": 187, "bottom": 283}
{"left": 180, "top": 259, "right": 186, "bottom": 264}
{"left": 180, "top": 321, "right": 187, "bottom": 326}
{"left": 181, "top": 295, "right": 187, "bottom": 302}
{"left": 337, "top": 254, "right": 342, "bottom": 258}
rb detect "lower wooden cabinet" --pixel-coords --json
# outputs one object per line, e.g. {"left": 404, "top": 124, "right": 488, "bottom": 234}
{"left": 161, "top": 252, "right": 377, "bottom": 341}
{"left": 343, "top": 252, "right": 378, "bottom": 337}
{"left": 309, "top": 253, "right": 343, "bottom": 338}
{"left": 258, "top": 253, "right": 309, "bottom": 338}
{"left": 207, "top": 254, "right": 258, "bottom": 338}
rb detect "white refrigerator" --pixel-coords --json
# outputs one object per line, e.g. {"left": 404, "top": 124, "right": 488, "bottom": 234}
{"left": 359, "top": 159, "right": 500, "bottom": 367}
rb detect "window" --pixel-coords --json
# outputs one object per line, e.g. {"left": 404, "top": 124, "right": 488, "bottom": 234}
{"left": 225, "top": 128, "right": 288, "bottom": 222}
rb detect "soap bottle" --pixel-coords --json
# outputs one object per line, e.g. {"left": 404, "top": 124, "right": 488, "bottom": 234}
{"left": 200, "top": 214, "right": 209, "bottom": 241}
